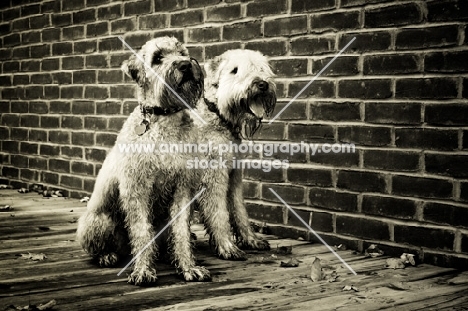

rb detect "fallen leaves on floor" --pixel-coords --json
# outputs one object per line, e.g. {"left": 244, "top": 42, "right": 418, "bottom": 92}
{"left": 80, "top": 196, "right": 90, "bottom": 203}
{"left": 342, "top": 285, "right": 359, "bottom": 292}
{"left": 0, "top": 184, "right": 13, "bottom": 189}
{"left": 276, "top": 245, "right": 292, "bottom": 255}
{"left": 17, "top": 188, "right": 29, "bottom": 193}
{"left": 364, "top": 244, "right": 384, "bottom": 258}
{"left": 280, "top": 257, "right": 300, "bottom": 268}
{"left": 0, "top": 205, "right": 13, "bottom": 212}
{"left": 42, "top": 190, "right": 63, "bottom": 198}
{"left": 387, "top": 281, "right": 410, "bottom": 290}
{"left": 385, "top": 258, "right": 406, "bottom": 269}
{"left": 17, "top": 252, "right": 47, "bottom": 261}
{"left": 5, "top": 299, "right": 56, "bottom": 311}
{"left": 386, "top": 253, "right": 417, "bottom": 269}
{"left": 447, "top": 272, "right": 468, "bottom": 285}
{"left": 334, "top": 244, "right": 347, "bottom": 251}
{"left": 310, "top": 257, "right": 322, "bottom": 282}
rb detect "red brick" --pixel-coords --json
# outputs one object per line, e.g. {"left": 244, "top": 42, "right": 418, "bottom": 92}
{"left": 338, "top": 79, "right": 392, "bottom": 99}
{"left": 312, "top": 56, "right": 359, "bottom": 76}
{"left": 262, "top": 184, "right": 305, "bottom": 205}
{"left": 427, "top": 0, "right": 468, "bottom": 22}
{"left": 365, "top": 3, "right": 422, "bottom": 28}
{"left": 62, "top": 116, "right": 83, "bottom": 129}
{"left": 287, "top": 167, "right": 333, "bottom": 187}
{"left": 425, "top": 154, "right": 468, "bottom": 178}
{"left": 396, "top": 25, "right": 458, "bottom": 50}
{"left": 246, "top": 203, "right": 283, "bottom": 224}
{"left": 62, "top": 146, "right": 84, "bottom": 159}
{"left": 40, "top": 144, "right": 60, "bottom": 157}
{"left": 11, "top": 155, "right": 28, "bottom": 168}
{"left": 396, "top": 78, "right": 457, "bottom": 99}
{"left": 308, "top": 187, "right": 358, "bottom": 212}
{"left": 60, "top": 175, "right": 83, "bottom": 189}
{"left": 392, "top": 175, "right": 453, "bottom": 199}
{"left": 124, "top": 0, "right": 151, "bottom": 15}
{"left": 97, "top": 4, "right": 121, "bottom": 20}
{"left": 288, "top": 80, "right": 335, "bottom": 99}
{"left": 337, "top": 170, "right": 387, "bottom": 193}
{"left": 49, "top": 131, "right": 70, "bottom": 144}
{"left": 20, "top": 142, "right": 38, "bottom": 155}
{"left": 187, "top": 27, "right": 221, "bottom": 43}
{"left": 96, "top": 101, "right": 122, "bottom": 115}
{"left": 72, "top": 132, "right": 94, "bottom": 146}
{"left": 425, "top": 104, "right": 468, "bottom": 127}
{"left": 71, "top": 161, "right": 94, "bottom": 175}
{"left": 289, "top": 124, "right": 334, "bottom": 143}
{"left": 243, "top": 181, "right": 259, "bottom": 199}
{"left": 311, "top": 11, "right": 360, "bottom": 31}
{"left": 271, "top": 59, "right": 308, "bottom": 77}
{"left": 96, "top": 133, "right": 117, "bottom": 147}
{"left": 337, "top": 215, "right": 390, "bottom": 240}
{"left": 171, "top": 9, "right": 203, "bottom": 27}
{"left": 291, "top": 0, "right": 335, "bottom": 13}
{"left": 111, "top": 18, "right": 135, "bottom": 34}
{"left": 264, "top": 16, "right": 308, "bottom": 37}
{"left": 291, "top": 36, "right": 335, "bottom": 56}
{"left": 246, "top": 0, "right": 288, "bottom": 16}
{"left": 310, "top": 102, "right": 360, "bottom": 122}
{"left": 365, "top": 102, "right": 421, "bottom": 125}
{"left": 245, "top": 40, "right": 287, "bottom": 56}
{"left": 73, "top": 9, "right": 96, "bottom": 24}
{"left": 223, "top": 21, "right": 261, "bottom": 41}
{"left": 251, "top": 123, "right": 285, "bottom": 141}
{"left": 394, "top": 225, "right": 454, "bottom": 251}
{"left": 139, "top": 14, "right": 166, "bottom": 30}
{"left": 40, "top": 116, "right": 60, "bottom": 128}
{"left": 285, "top": 207, "right": 311, "bottom": 228}
{"left": 424, "top": 202, "right": 468, "bottom": 229}
{"left": 206, "top": 4, "right": 241, "bottom": 22}
{"left": 338, "top": 126, "right": 391, "bottom": 147}
{"left": 205, "top": 42, "right": 241, "bottom": 59}
{"left": 363, "top": 195, "right": 417, "bottom": 220}
{"left": 395, "top": 128, "right": 458, "bottom": 151}
{"left": 86, "top": 148, "right": 107, "bottom": 162}
{"left": 364, "top": 149, "right": 419, "bottom": 172}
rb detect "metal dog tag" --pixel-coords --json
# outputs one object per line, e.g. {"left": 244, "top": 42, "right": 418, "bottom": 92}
{"left": 135, "top": 119, "right": 149, "bottom": 136}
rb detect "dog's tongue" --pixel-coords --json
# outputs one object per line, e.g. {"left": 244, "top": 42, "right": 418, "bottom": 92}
{"left": 249, "top": 101, "right": 265, "bottom": 119}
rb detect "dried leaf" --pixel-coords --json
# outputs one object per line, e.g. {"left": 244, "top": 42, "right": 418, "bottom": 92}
{"left": 0, "top": 184, "right": 12, "bottom": 189}
{"left": 0, "top": 205, "right": 13, "bottom": 212}
{"left": 276, "top": 245, "right": 292, "bottom": 255}
{"left": 334, "top": 244, "right": 347, "bottom": 251}
{"left": 37, "top": 299, "right": 56, "bottom": 310}
{"left": 310, "top": 257, "right": 322, "bottom": 282}
{"left": 80, "top": 196, "right": 90, "bottom": 203}
{"left": 18, "top": 188, "right": 29, "bottom": 193}
{"left": 342, "top": 285, "right": 359, "bottom": 292}
{"left": 387, "top": 282, "right": 410, "bottom": 290}
{"left": 280, "top": 257, "right": 299, "bottom": 268}
{"left": 385, "top": 258, "right": 405, "bottom": 269}
{"left": 324, "top": 270, "right": 338, "bottom": 283}
{"left": 18, "top": 252, "right": 47, "bottom": 261}
{"left": 365, "top": 244, "right": 384, "bottom": 258}
{"left": 400, "top": 253, "right": 416, "bottom": 266}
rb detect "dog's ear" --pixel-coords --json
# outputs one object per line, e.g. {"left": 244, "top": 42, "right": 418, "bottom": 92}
{"left": 121, "top": 54, "right": 146, "bottom": 87}
{"left": 204, "top": 56, "right": 223, "bottom": 77}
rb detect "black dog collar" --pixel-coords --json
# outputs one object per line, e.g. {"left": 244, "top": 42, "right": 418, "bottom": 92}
{"left": 142, "top": 105, "right": 184, "bottom": 116}
{"left": 203, "top": 98, "right": 241, "bottom": 138}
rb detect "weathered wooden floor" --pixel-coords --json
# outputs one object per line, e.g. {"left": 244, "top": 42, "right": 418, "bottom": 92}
{"left": 1, "top": 189, "right": 468, "bottom": 311}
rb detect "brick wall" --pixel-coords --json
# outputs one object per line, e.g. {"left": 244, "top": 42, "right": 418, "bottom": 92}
{"left": 1, "top": 0, "right": 467, "bottom": 269}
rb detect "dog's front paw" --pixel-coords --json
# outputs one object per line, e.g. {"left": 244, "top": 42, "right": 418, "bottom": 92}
{"left": 239, "top": 238, "right": 271, "bottom": 251}
{"left": 98, "top": 252, "right": 119, "bottom": 267}
{"left": 128, "top": 266, "right": 158, "bottom": 285}
{"left": 218, "top": 245, "right": 247, "bottom": 261}
{"left": 182, "top": 266, "right": 211, "bottom": 282}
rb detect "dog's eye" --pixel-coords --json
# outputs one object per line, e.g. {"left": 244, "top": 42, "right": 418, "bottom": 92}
{"left": 231, "top": 67, "right": 238, "bottom": 74}
{"left": 152, "top": 53, "right": 163, "bottom": 65}
{"left": 213, "top": 83, "right": 219, "bottom": 88}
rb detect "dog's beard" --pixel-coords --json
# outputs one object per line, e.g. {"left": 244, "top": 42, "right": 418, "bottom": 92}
{"left": 234, "top": 94, "right": 276, "bottom": 139}
{"left": 155, "top": 62, "right": 204, "bottom": 110}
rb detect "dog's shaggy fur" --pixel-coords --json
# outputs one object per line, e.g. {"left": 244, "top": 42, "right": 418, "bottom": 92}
{"left": 76, "top": 37, "right": 210, "bottom": 285}
{"left": 197, "top": 49, "right": 277, "bottom": 250}
{"left": 77, "top": 39, "right": 276, "bottom": 285}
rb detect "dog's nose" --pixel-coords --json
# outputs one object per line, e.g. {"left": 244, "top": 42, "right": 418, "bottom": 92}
{"left": 177, "top": 61, "right": 192, "bottom": 73}
{"left": 257, "top": 80, "right": 269, "bottom": 91}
